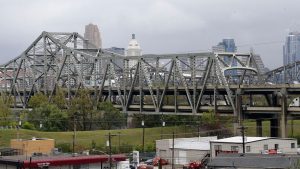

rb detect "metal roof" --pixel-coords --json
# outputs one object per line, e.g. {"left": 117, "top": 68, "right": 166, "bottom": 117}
{"left": 169, "top": 136, "right": 217, "bottom": 151}
{"left": 210, "top": 136, "right": 270, "bottom": 143}
{"left": 208, "top": 154, "right": 300, "bottom": 168}
{"left": 173, "top": 141, "right": 210, "bottom": 151}
{"left": 210, "top": 136, "right": 296, "bottom": 144}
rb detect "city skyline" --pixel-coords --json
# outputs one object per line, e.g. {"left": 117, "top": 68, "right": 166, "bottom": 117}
{"left": 1, "top": 0, "right": 300, "bottom": 69}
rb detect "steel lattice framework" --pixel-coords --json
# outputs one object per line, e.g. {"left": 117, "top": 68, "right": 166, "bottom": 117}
{"left": 0, "top": 32, "right": 262, "bottom": 116}
{"left": 266, "top": 61, "right": 300, "bottom": 84}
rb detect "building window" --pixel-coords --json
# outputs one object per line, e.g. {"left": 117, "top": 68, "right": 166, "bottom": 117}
{"left": 246, "top": 146, "right": 251, "bottom": 152}
{"left": 214, "top": 145, "right": 222, "bottom": 150}
{"left": 231, "top": 146, "right": 239, "bottom": 151}
{"left": 263, "top": 144, "right": 268, "bottom": 150}
{"left": 275, "top": 144, "right": 279, "bottom": 149}
{"left": 291, "top": 143, "right": 295, "bottom": 148}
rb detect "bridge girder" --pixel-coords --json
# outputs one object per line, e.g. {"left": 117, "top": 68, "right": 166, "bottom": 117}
{"left": 0, "top": 32, "right": 262, "bottom": 116}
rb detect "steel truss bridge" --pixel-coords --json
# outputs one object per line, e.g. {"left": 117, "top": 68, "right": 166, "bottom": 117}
{"left": 0, "top": 32, "right": 299, "bottom": 137}
{"left": 266, "top": 60, "right": 300, "bottom": 84}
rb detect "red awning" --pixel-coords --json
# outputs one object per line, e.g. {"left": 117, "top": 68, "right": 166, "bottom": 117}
{"left": 23, "top": 154, "right": 126, "bottom": 168}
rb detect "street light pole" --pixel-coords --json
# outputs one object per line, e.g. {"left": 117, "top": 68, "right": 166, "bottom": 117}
{"left": 161, "top": 121, "right": 165, "bottom": 139}
{"left": 238, "top": 125, "right": 247, "bottom": 154}
{"left": 142, "top": 120, "right": 145, "bottom": 153}
{"left": 17, "top": 120, "right": 21, "bottom": 140}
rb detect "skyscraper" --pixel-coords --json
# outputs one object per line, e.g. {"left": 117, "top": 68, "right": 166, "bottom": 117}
{"left": 212, "top": 39, "right": 237, "bottom": 66}
{"left": 84, "top": 23, "right": 102, "bottom": 48}
{"left": 212, "top": 39, "right": 237, "bottom": 53}
{"left": 212, "top": 39, "right": 237, "bottom": 75}
{"left": 283, "top": 32, "right": 300, "bottom": 65}
{"left": 222, "top": 39, "right": 237, "bottom": 52}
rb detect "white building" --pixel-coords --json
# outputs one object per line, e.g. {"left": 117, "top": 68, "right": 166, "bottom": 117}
{"left": 156, "top": 136, "right": 217, "bottom": 165}
{"left": 210, "top": 136, "right": 297, "bottom": 158}
{"left": 126, "top": 34, "right": 142, "bottom": 69}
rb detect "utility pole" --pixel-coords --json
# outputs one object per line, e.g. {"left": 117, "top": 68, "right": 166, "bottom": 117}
{"left": 109, "top": 132, "right": 112, "bottom": 169}
{"left": 118, "top": 132, "right": 121, "bottom": 153}
{"left": 72, "top": 113, "right": 77, "bottom": 155}
{"left": 172, "top": 131, "right": 175, "bottom": 169}
{"left": 106, "top": 132, "right": 117, "bottom": 169}
{"left": 238, "top": 125, "right": 247, "bottom": 154}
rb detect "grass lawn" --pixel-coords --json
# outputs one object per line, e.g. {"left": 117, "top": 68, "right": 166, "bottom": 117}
{"left": 2, "top": 119, "right": 299, "bottom": 153}
{"left": 0, "top": 125, "right": 198, "bottom": 152}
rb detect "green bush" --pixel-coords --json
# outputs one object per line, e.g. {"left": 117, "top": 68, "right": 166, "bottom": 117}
{"left": 22, "top": 121, "right": 35, "bottom": 130}
{"left": 145, "top": 143, "right": 155, "bottom": 152}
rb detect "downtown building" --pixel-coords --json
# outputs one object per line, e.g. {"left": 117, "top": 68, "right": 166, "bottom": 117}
{"left": 212, "top": 38, "right": 237, "bottom": 63}
{"left": 212, "top": 39, "right": 267, "bottom": 76}
{"left": 212, "top": 39, "right": 237, "bottom": 53}
{"left": 84, "top": 23, "right": 102, "bottom": 48}
{"left": 283, "top": 32, "right": 300, "bottom": 66}
{"left": 212, "top": 38, "right": 237, "bottom": 77}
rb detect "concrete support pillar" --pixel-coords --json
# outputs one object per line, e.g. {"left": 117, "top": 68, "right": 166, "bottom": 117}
{"left": 270, "top": 119, "right": 279, "bottom": 137}
{"left": 256, "top": 120, "right": 262, "bottom": 137}
{"left": 272, "top": 93, "right": 278, "bottom": 106}
{"left": 280, "top": 88, "right": 287, "bottom": 138}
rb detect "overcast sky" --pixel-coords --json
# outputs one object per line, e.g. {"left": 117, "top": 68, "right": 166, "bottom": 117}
{"left": 1, "top": 0, "right": 300, "bottom": 69}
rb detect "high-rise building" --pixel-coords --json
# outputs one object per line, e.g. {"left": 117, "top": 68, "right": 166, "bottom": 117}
{"left": 283, "top": 32, "right": 300, "bottom": 65}
{"left": 222, "top": 39, "right": 237, "bottom": 52}
{"left": 126, "top": 34, "right": 142, "bottom": 68}
{"left": 212, "top": 39, "right": 237, "bottom": 76}
{"left": 84, "top": 23, "right": 102, "bottom": 48}
{"left": 212, "top": 39, "right": 237, "bottom": 53}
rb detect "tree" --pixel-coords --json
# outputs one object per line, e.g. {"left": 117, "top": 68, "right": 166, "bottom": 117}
{"left": 69, "top": 89, "right": 94, "bottom": 130}
{"left": 52, "top": 87, "right": 67, "bottom": 109}
{"left": 98, "top": 102, "right": 126, "bottom": 130}
{"left": 201, "top": 109, "right": 220, "bottom": 129}
{"left": 0, "top": 96, "right": 11, "bottom": 126}
{"left": 28, "top": 103, "right": 68, "bottom": 131}
{"left": 28, "top": 92, "right": 48, "bottom": 108}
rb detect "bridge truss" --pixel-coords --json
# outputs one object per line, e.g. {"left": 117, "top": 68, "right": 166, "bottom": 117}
{"left": 0, "top": 32, "right": 262, "bottom": 114}
{"left": 266, "top": 61, "right": 300, "bottom": 84}
{"left": 2, "top": 32, "right": 300, "bottom": 137}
